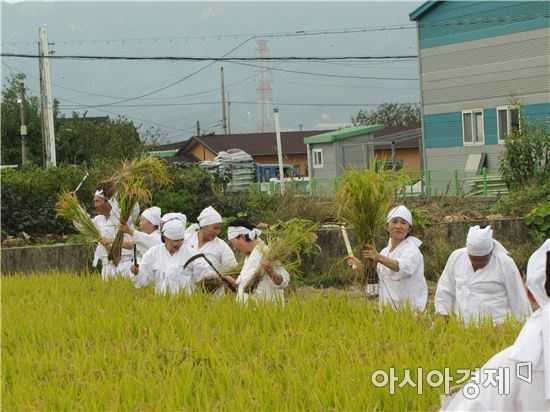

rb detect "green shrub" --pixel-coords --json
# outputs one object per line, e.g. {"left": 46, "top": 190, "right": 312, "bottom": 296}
{"left": 495, "top": 181, "right": 550, "bottom": 216}
{"left": 526, "top": 202, "right": 550, "bottom": 241}
{"left": 1, "top": 164, "right": 100, "bottom": 236}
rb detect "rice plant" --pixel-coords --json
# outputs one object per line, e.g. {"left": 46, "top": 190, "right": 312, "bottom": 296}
{"left": 335, "top": 167, "right": 407, "bottom": 286}
{"left": 3, "top": 274, "right": 521, "bottom": 411}
{"left": 55, "top": 192, "right": 101, "bottom": 244}
{"left": 261, "top": 218, "right": 320, "bottom": 277}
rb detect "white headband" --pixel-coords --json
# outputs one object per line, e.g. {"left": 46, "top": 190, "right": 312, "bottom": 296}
{"left": 466, "top": 225, "right": 494, "bottom": 256}
{"left": 162, "top": 219, "right": 186, "bottom": 240}
{"left": 227, "top": 226, "right": 262, "bottom": 241}
{"left": 386, "top": 205, "right": 413, "bottom": 226}
{"left": 94, "top": 189, "right": 106, "bottom": 199}
{"left": 142, "top": 207, "right": 161, "bottom": 227}
{"left": 198, "top": 206, "right": 223, "bottom": 227}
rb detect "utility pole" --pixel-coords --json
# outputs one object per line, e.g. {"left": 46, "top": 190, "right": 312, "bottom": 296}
{"left": 38, "top": 25, "right": 56, "bottom": 167}
{"left": 196, "top": 120, "right": 201, "bottom": 137}
{"left": 273, "top": 107, "right": 285, "bottom": 194}
{"left": 18, "top": 81, "right": 28, "bottom": 165}
{"left": 227, "top": 91, "right": 231, "bottom": 134}
{"left": 220, "top": 66, "right": 228, "bottom": 135}
{"left": 38, "top": 40, "right": 46, "bottom": 166}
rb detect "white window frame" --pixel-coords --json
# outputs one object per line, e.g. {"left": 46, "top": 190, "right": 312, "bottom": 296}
{"left": 462, "top": 109, "right": 485, "bottom": 146}
{"left": 312, "top": 148, "right": 324, "bottom": 168}
{"left": 496, "top": 105, "right": 520, "bottom": 144}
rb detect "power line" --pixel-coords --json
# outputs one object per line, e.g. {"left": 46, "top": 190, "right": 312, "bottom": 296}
{"left": 2, "top": 61, "right": 257, "bottom": 101}
{"left": 1, "top": 53, "right": 418, "bottom": 61}
{"left": 229, "top": 61, "right": 418, "bottom": 81}
{"left": 3, "top": 14, "right": 547, "bottom": 47}
{"left": 40, "top": 35, "right": 257, "bottom": 109}
{"left": 59, "top": 100, "right": 419, "bottom": 109}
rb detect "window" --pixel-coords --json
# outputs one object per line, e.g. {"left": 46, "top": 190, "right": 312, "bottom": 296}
{"left": 312, "top": 149, "right": 324, "bottom": 168}
{"left": 497, "top": 106, "right": 520, "bottom": 143}
{"left": 462, "top": 109, "right": 484, "bottom": 145}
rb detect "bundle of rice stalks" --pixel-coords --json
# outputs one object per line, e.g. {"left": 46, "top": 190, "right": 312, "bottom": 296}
{"left": 261, "top": 218, "right": 320, "bottom": 277}
{"left": 108, "top": 178, "right": 152, "bottom": 265}
{"left": 335, "top": 166, "right": 406, "bottom": 286}
{"left": 55, "top": 192, "right": 101, "bottom": 244}
{"left": 110, "top": 156, "right": 170, "bottom": 190}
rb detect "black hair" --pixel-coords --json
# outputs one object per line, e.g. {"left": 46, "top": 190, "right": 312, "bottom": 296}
{"left": 230, "top": 219, "right": 256, "bottom": 242}
{"left": 545, "top": 250, "right": 550, "bottom": 298}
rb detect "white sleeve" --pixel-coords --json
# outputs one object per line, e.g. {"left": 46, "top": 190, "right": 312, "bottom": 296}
{"left": 435, "top": 255, "right": 457, "bottom": 316}
{"left": 133, "top": 231, "right": 160, "bottom": 250}
{"left": 219, "top": 240, "right": 238, "bottom": 272}
{"left": 134, "top": 248, "right": 155, "bottom": 288}
{"left": 502, "top": 257, "right": 532, "bottom": 321}
{"left": 190, "top": 258, "right": 217, "bottom": 284}
{"left": 272, "top": 264, "right": 290, "bottom": 289}
{"left": 392, "top": 248, "right": 422, "bottom": 280}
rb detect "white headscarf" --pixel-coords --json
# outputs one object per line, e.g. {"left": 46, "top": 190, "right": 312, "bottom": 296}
{"left": 527, "top": 239, "right": 550, "bottom": 307}
{"left": 161, "top": 212, "right": 187, "bottom": 228}
{"left": 198, "top": 206, "right": 223, "bottom": 228}
{"left": 466, "top": 225, "right": 495, "bottom": 256}
{"left": 141, "top": 207, "right": 161, "bottom": 227}
{"left": 94, "top": 189, "right": 106, "bottom": 199}
{"left": 509, "top": 239, "right": 550, "bottom": 400}
{"left": 386, "top": 205, "right": 413, "bottom": 226}
{"left": 227, "top": 226, "right": 262, "bottom": 241}
{"left": 162, "top": 219, "right": 186, "bottom": 240}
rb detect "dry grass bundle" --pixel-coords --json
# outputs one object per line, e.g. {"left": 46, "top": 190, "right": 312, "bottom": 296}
{"left": 55, "top": 192, "right": 101, "bottom": 243}
{"left": 335, "top": 166, "right": 406, "bottom": 285}
{"left": 110, "top": 156, "right": 170, "bottom": 189}
{"left": 261, "top": 218, "right": 320, "bottom": 277}
{"left": 108, "top": 179, "right": 152, "bottom": 265}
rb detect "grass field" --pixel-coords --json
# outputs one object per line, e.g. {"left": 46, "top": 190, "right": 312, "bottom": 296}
{"left": 3, "top": 274, "right": 521, "bottom": 411}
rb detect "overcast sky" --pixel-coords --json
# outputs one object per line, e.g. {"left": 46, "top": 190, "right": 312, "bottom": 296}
{"left": 1, "top": 1, "right": 422, "bottom": 142}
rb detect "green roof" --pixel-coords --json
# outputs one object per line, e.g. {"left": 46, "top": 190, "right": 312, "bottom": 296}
{"left": 149, "top": 149, "right": 178, "bottom": 158}
{"left": 304, "top": 124, "right": 384, "bottom": 144}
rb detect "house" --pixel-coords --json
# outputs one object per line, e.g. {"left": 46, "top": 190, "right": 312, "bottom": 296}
{"left": 304, "top": 125, "right": 422, "bottom": 179}
{"left": 174, "top": 130, "right": 332, "bottom": 176}
{"left": 146, "top": 140, "right": 192, "bottom": 161}
{"left": 410, "top": 1, "right": 550, "bottom": 187}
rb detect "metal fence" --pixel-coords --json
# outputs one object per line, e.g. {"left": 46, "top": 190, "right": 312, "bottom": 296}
{"left": 251, "top": 168, "right": 507, "bottom": 198}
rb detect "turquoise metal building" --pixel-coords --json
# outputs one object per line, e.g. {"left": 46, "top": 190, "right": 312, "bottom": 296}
{"left": 410, "top": 1, "right": 549, "bottom": 184}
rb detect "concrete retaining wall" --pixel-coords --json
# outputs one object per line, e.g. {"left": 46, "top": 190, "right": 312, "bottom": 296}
{"left": 1, "top": 219, "right": 528, "bottom": 274}
{"left": 1, "top": 243, "right": 94, "bottom": 274}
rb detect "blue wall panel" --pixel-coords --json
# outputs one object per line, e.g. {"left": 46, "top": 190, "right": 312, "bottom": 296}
{"left": 424, "top": 103, "right": 550, "bottom": 149}
{"left": 417, "top": 1, "right": 549, "bottom": 49}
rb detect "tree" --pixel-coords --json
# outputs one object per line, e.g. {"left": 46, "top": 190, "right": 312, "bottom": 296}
{"left": 351, "top": 103, "right": 420, "bottom": 128}
{"left": 56, "top": 113, "right": 144, "bottom": 164}
{"left": 1, "top": 73, "right": 44, "bottom": 165}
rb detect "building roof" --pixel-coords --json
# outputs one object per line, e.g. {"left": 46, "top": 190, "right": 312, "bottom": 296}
{"left": 146, "top": 140, "right": 189, "bottom": 152}
{"left": 371, "top": 127, "right": 421, "bottom": 149}
{"left": 176, "top": 130, "right": 331, "bottom": 158}
{"left": 409, "top": 1, "right": 440, "bottom": 21}
{"left": 304, "top": 124, "right": 384, "bottom": 144}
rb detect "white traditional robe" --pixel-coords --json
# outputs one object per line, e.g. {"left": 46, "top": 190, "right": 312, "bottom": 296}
{"left": 444, "top": 306, "right": 550, "bottom": 411}
{"left": 435, "top": 248, "right": 531, "bottom": 324}
{"left": 132, "top": 229, "right": 161, "bottom": 264}
{"left": 235, "top": 243, "right": 290, "bottom": 304}
{"left": 134, "top": 243, "right": 211, "bottom": 296}
{"left": 377, "top": 236, "right": 427, "bottom": 311}
{"left": 185, "top": 231, "right": 238, "bottom": 296}
{"left": 92, "top": 214, "right": 133, "bottom": 280}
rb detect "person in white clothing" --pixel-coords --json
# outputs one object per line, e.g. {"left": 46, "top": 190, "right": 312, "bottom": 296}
{"left": 91, "top": 186, "right": 133, "bottom": 280}
{"left": 184, "top": 206, "right": 238, "bottom": 295}
{"left": 221, "top": 219, "right": 289, "bottom": 304}
{"left": 120, "top": 206, "right": 162, "bottom": 274}
{"left": 134, "top": 219, "right": 214, "bottom": 296}
{"left": 435, "top": 225, "right": 531, "bottom": 324}
{"left": 346, "top": 205, "right": 428, "bottom": 311}
{"left": 444, "top": 239, "right": 549, "bottom": 411}
{"left": 160, "top": 212, "right": 186, "bottom": 230}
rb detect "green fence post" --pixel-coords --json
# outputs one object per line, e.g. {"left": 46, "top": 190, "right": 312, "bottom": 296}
{"left": 482, "top": 167, "right": 488, "bottom": 196}
{"left": 454, "top": 170, "right": 460, "bottom": 196}
{"left": 426, "top": 170, "right": 432, "bottom": 197}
